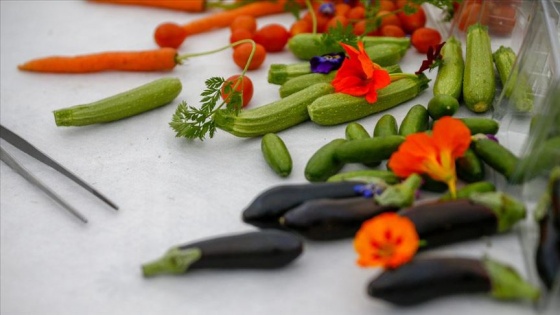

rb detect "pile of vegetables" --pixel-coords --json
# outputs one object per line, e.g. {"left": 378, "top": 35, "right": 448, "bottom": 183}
{"left": 11, "top": 0, "right": 559, "bottom": 311}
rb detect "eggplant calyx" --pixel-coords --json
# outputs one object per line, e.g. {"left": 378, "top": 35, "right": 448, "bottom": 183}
{"left": 374, "top": 173, "right": 422, "bottom": 208}
{"left": 469, "top": 192, "right": 526, "bottom": 232}
{"left": 483, "top": 257, "right": 540, "bottom": 302}
{"left": 141, "top": 247, "right": 202, "bottom": 277}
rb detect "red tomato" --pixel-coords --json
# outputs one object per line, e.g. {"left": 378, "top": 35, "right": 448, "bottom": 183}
{"left": 229, "top": 28, "right": 253, "bottom": 44}
{"left": 397, "top": 5, "right": 426, "bottom": 34}
{"left": 289, "top": 19, "right": 312, "bottom": 37}
{"left": 488, "top": 4, "right": 517, "bottom": 36}
{"left": 232, "top": 42, "right": 266, "bottom": 70}
{"left": 253, "top": 24, "right": 290, "bottom": 52}
{"left": 221, "top": 75, "right": 254, "bottom": 108}
{"left": 411, "top": 27, "right": 442, "bottom": 53}
{"left": 380, "top": 25, "right": 406, "bottom": 37}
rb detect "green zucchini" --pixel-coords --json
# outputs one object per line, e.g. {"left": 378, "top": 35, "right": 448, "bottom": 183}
{"left": 54, "top": 77, "right": 182, "bottom": 126}
{"left": 304, "top": 139, "right": 347, "bottom": 182}
{"left": 493, "top": 45, "right": 533, "bottom": 112}
{"left": 308, "top": 73, "right": 429, "bottom": 126}
{"left": 373, "top": 114, "right": 398, "bottom": 137}
{"left": 279, "top": 72, "right": 336, "bottom": 98}
{"left": 399, "top": 104, "right": 429, "bottom": 136}
{"left": 214, "top": 82, "right": 334, "bottom": 137}
{"left": 261, "top": 133, "right": 292, "bottom": 178}
{"left": 287, "top": 33, "right": 410, "bottom": 60}
{"left": 459, "top": 117, "right": 500, "bottom": 135}
{"left": 463, "top": 23, "right": 495, "bottom": 113}
{"left": 363, "top": 43, "right": 409, "bottom": 67}
{"left": 433, "top": 36, "right": 464, "bottom": 100}
{"left": 334, "top": 135, "right": 405, "bottom": 164}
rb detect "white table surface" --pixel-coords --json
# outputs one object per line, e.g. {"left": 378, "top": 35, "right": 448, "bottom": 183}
{"left": 0, "top": 1, "right": 538, "bottom": 315}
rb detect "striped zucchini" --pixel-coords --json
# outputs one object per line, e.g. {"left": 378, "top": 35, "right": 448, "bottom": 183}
{"left": 492, "top": 45, "right": 533, "bottom": 112}
{"left": 308, "top": 73, "right": 429, "bottom": 126}
{"left": 214, "top": 82, "right": 334, "bottom": 137}
{"left": 54, "top": 77, "right": 182, "bottom": 126}
{"left": 463, "top": 24, "right": 495, "bottom": 113}
{"left": 433, "top": 36, "right": 464, "bottom": 100}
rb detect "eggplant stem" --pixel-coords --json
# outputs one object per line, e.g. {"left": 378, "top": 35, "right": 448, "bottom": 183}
{"left": 142, "top": 247, "right": 202, "bottom": 277}
{"left": 483, "top": 257, "right": 540, "bottom": 302}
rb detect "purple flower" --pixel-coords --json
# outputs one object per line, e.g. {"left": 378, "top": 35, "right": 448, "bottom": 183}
{"left": 415, "top": 42, "right": 445, "bottom": 75}
{"left": 319, "top": 2, "right": 335, "bottom": 16}
{"left": 486, "top": 134, "right": 499, "bottom": 143}
{"left": 310, "top": 52, "right": 345, "bottom": 74}
{"left": 354, "top": 184, "right": 385, "bottom": 199}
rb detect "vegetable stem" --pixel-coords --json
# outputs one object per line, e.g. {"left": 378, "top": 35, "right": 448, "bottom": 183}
{"left": 484, "top": 257, "right": 541, "bottom": 302}
{"left": 375, "top": 173, "right": 422, "bottom": 208}
{"left": 469, "top": 192, "right": 526, "bottom": 233}
{"left": 142, "top": 247, "right": 202, "bottom": 277}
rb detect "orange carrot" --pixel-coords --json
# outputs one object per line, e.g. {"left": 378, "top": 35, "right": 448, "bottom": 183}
{"left": 18, "top": 48, "right": 178, "bottom": 73}
{"left": 154, "top": 0, "right": 297, "bottom": 48}
{"left": 89, "top": 0, "right": 206, "bottom": 12}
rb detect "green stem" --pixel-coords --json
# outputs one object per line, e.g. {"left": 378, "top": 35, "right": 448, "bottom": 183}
{"left": 374, "top": 173, "right": 422, "bottom": 208}
{"left": 469, "top": 192, "right": 526, "bottom": 232}
{"left": 483, "top": 257, "right": 540, "bottom": 302}
{"left": 305, "top": 0, "right": 317, "bottom": 34}
{"left": 142, "top": 247, "right": 202, "bottom": 277}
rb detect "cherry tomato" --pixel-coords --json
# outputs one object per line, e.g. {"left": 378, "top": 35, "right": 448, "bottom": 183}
{"left": 380, "top": 25, "right": 406, "bottom": 37}
{"left": 232, "top": 42, "right": 266, "bottom": 70}
{"left": 154, "top": 22, "right": 187, "bottom": 48}
{"left": 326, "top": 15, "right": 350, "bottom": 31}
{"left": 397, "top": 5, "right": 426, "bottom": 34}
{"left": 253, "top": 24, "right": 290, "bottom": 52}
{"left": 290, "top": 19, "right": 312, "bottom": 37}
{"left": 411, "top": 27, "right": 442, "bottom": 53}
{"left": 230, "top": 28, "right": 253, "bottom": 44}
{"left": 488, "top": 4, "right": 516, "bottom": 36}
{"left": 221, "top": 75, "right": 254, "bottom": 108}
{"left": 377, "top": 10, "right": 402, "bottom": 28}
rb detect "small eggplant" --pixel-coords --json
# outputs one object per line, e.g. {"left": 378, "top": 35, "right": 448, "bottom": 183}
{"left": 367, "top": 256, "right": 540, "bottom": 306}
{"left": 400, "top": 192, "right": 526, "bottom": 250}
{"left": 242, "top": 181, "right": 362, "bottom": 229}
{"left": 142, "top": 230, "right": 303, "bottom": 277}
{"left": 280, "top": 197, "right": 399, "bottom": 240}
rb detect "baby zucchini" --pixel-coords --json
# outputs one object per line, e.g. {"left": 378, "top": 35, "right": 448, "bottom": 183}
{"left": 493, "top": 45, "right": 533, "bottom": 112}
{"left": 54, "top": 77, "right": 182, "bottom": 126}
{"left": 367, "top": 256, "right": 540, "bottom": 306}
{"left": 463, "top": 24, "right": 496, "bottom": 113}
{"left": 261, "top": 133, "right": 292, "bottom": 178}
{"left": 241, "top": 181, "right": 362, "bottom": 229}
{"left": 142, "top": 230, "right": 303, "bottom": 277}
{"left": 433, "top": 36, "right": 464, "bottom": 100}
{"left": 279, "top": 72, "right": 336, "bottom": 98}
{"left": 280, "top": 197, "right": 399, "bottom": 240}
{"left": 308, "top": 74, "right": 429, "bottom": 126}
{"left": 214, "top": 82, "right": 334, "bottom": 137}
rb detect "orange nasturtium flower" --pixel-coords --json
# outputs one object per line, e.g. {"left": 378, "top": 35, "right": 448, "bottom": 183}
{"left": 388, "top": 116, "right": 472, "bottom": 198}
{"left": 354, "top": 213, "right": 419, "bottom": 269}
{"left": 331, "top": 41, "right": 391, "bottom": 103}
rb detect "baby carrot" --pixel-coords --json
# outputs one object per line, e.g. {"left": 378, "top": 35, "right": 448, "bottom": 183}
{"left": 154, "top": 0, "right": 293, "bottom": 48}
{"left": 18, "top": 48, "right": 178, "bottom": 73}
{"left": 88, "top": 0, "right": 206, "bottom": 12}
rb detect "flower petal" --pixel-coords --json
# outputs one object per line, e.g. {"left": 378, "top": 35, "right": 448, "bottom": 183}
{"left": 432, "top": 116, "right": 471, "bottom": 158}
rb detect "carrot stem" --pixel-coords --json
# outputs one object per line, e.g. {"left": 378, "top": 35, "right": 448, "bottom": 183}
{"left": 88, "top": 0, "right": 206, "bottom": 12}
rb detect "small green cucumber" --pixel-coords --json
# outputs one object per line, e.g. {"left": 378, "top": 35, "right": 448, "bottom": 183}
{"left": 399, "top": 104, "right": 429, "bottom": 136}
{"left": 427, "top": 94, "right": 460, "bottom": 120}
{"left": 433, "top": 36, "right": 464, "bottom": 100}
{"left": 279, "top": 72, "right": 336, "bottom": 98}
{"left": 54, "top": 77, "right": 182, "bottom": 126}
{"left": 308, "top": 73, "right": 430, "bottom": 126}
{"left": 463, "top": 23, "right": 496, "bottom": 113}
{"left": 456, "top": 148, "right": 485, "bottom": 183}
{"left": 345, "top": 122, "right": 370, "bottom": 140}
{"left": 304, "top": 138, "right": 347, "bottom": 182}
{"left": 493, "top": 45, "right": 533, "bottom": 112}
{"left": 261, "top": 133, "right": 292, "bottom": 178}
{"left": 439, "top": 181, "right": 496, "bottom": 201}
{"left": 215, "top": 82, "right": 334, "bottom": 137}
{"left": 373, "top": 114, "right": 398, "bottom": 137}
{"left": 334, "top": 135, "right": 405, "bottom": 164}
{"left": 287, "top": 33, "right": 410, "bottom": 60}
{"left": 472, "top": 138, "right": 520, "bottom": 181}
{"left": 364, "top": 43, "right": 408, "bottom": 67}
{"left": 459, "top": 117, "right": 500, "bottom": 135}
{"left": 327, "top": 169, "right": 400, "bottom": 184}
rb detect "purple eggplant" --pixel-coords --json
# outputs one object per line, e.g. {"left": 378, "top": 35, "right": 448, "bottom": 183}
{"left": 367, "top": 256, "right": 540, "bottom": 306}
{"left": 241, "top": 181, "right": 362, "bottom": 229}
{"left": 142, "top": 230, "right": 303, "bottom": 277}
{"left": 536, "top": 173, "right": 560, "bottom": 290}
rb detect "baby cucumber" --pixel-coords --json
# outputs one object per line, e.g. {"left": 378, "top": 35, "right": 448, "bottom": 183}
{"left": 345, "top": 122, "right": 371, "bottom": 140}
{"left": 399, "top": 104, "right": 429, "bottom": 136}
{"left": 304, "top": 139, "right": 348, "bottom": 182}
{"left": 373, "top": 114, "right": 398, "bottom": 137}
{"left": 463, "top": 24, "right": 495, "bottom": 113}
{"left": 287, "top": 33, "right": 410, "bottom": 60}
{"left": 279, "top": 72, "right": 336, "bottom": 98}
{"left": 456, "top": 148, "right": 485, "bottom": 183}
{"left": 215, "top": 82, "right": 334, "bottom": 137}
{"left": 308, "top": 73, "right": 429, "bottom": 126}
{"left": 334, "top": 135, "right": 405, "bottom": 164}
{"left": 261, "top": 133, "right": 292, "bottom": 178}
{"left": 472, "top": 138, "right": 519, "bottom": 181}
{"left": 459, "top": 117, "right": 500, "bottom": 135}
{"left": 54, "top": 77, "right": 182, "bottom": 126}
{"left": 427, "top": 94, "right": 460, "bottom": 120}
{"left": 433, "top": 36, "right": 464, "bottom": 100}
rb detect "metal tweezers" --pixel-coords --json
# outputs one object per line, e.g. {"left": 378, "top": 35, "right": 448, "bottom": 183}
{"left": 0, "top": 124, "right": 118, "bottom": 223}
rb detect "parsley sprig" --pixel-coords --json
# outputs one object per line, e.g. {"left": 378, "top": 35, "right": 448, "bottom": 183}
{"left": 169, "top": 39, "right": 255, "bottom": 141}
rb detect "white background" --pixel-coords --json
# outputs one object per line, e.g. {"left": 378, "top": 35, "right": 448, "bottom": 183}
{"left": 0, "top": 1, "right": 537, "bottom": 315}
